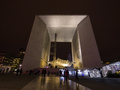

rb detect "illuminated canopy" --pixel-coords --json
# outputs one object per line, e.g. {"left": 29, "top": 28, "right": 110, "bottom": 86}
{"left": 39, "top": 15, "right": 87, "bottom": 42}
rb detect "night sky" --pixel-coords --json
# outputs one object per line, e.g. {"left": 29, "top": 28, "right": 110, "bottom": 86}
{"left": 0, "top": 0, "right": 120, "bottom": 62}
{"left": 50, "top": 42, "right": 71, "bottom": 60}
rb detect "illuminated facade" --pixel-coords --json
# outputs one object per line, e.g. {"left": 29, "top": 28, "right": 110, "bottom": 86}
{"left": 22, "top": 15, "right": 102, "bottom": 71}
{"left": 48, "top": 58, "right": 75, "bottom": 68}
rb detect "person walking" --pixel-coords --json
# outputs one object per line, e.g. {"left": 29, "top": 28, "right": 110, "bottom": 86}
{"left": 64, "top": 69, "right": 68, "bottom": 83}
{"left": 42, "top": 69, "right": 44, "bottom": 76}
{"left": 48, "top": 71, "right": 50, "bottom": 76}
{"left": 35, "top": 69, "right": 38, "bottom": 75}
{"left": 44, "top": 69, "right": 46, "bottom": 77}
{"left": 59, "top": 70, "right": 62, "bottom": 76}
{"left": 16, "top": 68, "right": 19, "bottom": 76}
{"left": 38, "top": 70, "right": 40, "bottom": 75}
{"left": 19, "top": 68, "right": 22, "bottom": 75}
{"left": 76, "top": 70, "right": 79, "bottom": 82}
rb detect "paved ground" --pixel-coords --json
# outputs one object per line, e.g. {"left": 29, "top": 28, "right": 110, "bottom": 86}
{"left": 68, "top": 77, "right": 120, "bottom": 90}
{"left": 0, "top": 74, "right": 120, "bottom": 90}
{"left": 0, "top": 73, "right": 36, "bottom": 90}
{"left": 21, "top": 76, "right": 90, "bottom": 90}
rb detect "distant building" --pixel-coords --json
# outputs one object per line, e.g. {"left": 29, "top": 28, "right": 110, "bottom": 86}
{"left": 0, "top": 51, "right": 6, "bottom": 64}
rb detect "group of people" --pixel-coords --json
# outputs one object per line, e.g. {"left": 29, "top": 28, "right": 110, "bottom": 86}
{"left": 42, "top": 69, "right": 46, "bottom": 76}
{"left": 28, "top": 69, "right": 51, "bottom": 76}
{"left": 0, "top": 68, "right": 10, "bottom": 73}
{"left": 29, "top": 68, "right": 79, "bottom": 82}
{"left": 59, "top": 69, "right": 79, "bottom": 82}
{"left": 16, "top": 68, "right": 22, "bottom": 75}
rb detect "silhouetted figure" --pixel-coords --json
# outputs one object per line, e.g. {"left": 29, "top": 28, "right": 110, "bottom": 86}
{"left": 38, "top": 70, "right": 40, "bottom": 75}
{"left": 42, "top": 69, "right": 44, "bottom": 76}
{"left": 16, "top": 68, "right": 19, "bottom": 76}
{"left": 100, "top": 70, "right": 103, "bottom": 77}
{"left": 44, "top": 69, "right": 46, "bottom": 76}
{"left": 48, "top": 71, "right": 50, "bottom": 76}
{"left": 64, "top": 69, "right": 68, "bottom": 83}
{"left": 0, "top": 69, "right": 2, "bottom": 73}
{"left": 29, "top": 70, "right": 32, "bottom": 75}
{"left": 64, "top": 70, "right": 65, "bottom": 77}
{"left": 76, "top": 70, "right": 79, "bottom": 81}
{"left": 59, "top": 70, "right": 62, "bottom": 76}
{"left": 67, "top": 70, "right": 69, "bottom": 77}
{"left": 6, "top": 68, "right": 9, "bottom": 73}
{"left": 88, "top": 72, "right": 90, "bottom": 77}
{"left": 35, "top": 69, "right": 38, "bottom": 75}
{"left": 20, "top": 68, "right": 22, "bottom": 75}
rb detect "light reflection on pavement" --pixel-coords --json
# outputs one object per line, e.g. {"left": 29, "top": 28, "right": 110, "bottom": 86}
{"left": 22, "top": 76, "right": 91, "bottom": 90}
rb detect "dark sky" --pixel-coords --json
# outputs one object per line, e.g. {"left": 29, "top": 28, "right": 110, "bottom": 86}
{"left": 50, "top": 42, "right": 71, "bottom": 60}
{"left": 0, "top": 0, "right": 120, "bottom": 62}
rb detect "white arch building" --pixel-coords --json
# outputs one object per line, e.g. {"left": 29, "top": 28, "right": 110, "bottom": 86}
{"left": 22, "top": 15, "right": 102, "bottom": 71}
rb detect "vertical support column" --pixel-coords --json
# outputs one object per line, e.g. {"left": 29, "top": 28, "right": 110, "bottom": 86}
{"left": 72, "top": 30, "right": 83, "bottom": 69}
{"left": 53, "top": 33, "right": 57, "bottom": 61}
{"left": 22, "top": 16, "right": 49, "bottom": 71}
{"left": 77, "top": 16, "right": 102, "bottom": 69}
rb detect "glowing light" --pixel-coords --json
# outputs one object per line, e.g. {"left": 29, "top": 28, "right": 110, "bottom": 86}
{"left": 39, "top": 15, "right": 87, "bottom": 27}
{"left": 15, "top": 69, "right": 17, "bottom": 71}
{"left": 78, "top": 70, "right": 82, "bottom": 76}
{"left": 101, "top": 61, "right": 120, "bottom": 77}
{"left": 69, "top": 71, "right": 72, "bottom": 75}
{"left": 23, "top": 52, "right": 25, "bottom": 54}
{"left": 83, "top": 69, "right": 90, "bottom": 76}
{"left": 62, "top": 64, "right": 68, "bottom": 66}
{"left": 106, "top": 62, "right": 109, "bottom": 64}
{"left": 89, "top": 69, "right": 101, "bottom": 78}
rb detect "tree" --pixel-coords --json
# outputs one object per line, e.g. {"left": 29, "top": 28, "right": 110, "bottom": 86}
{"left": 3, "top": 52, "right": 15, "bottom": 66}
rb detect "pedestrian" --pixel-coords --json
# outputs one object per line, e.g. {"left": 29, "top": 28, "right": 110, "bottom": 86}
{"left": 42, "top": 69, "right": 44, "bottom": 76}
{"left": 0, "top": 69, "right": 1, "bottom": 73}
{"left": 100, "top": 70, "right": 103, "bottom": 77}
{"left": 64, "top": 69, "right": 65, "bottom": 77}
{"left": 19, "top": 68, "right": 22, "bottom": 75}
{"left": 76, "top": 70, "right": 79, "bottom": 81}
{"left": 38, "top": 70, "right": 40, "bottom": 75}
{"left": 16, "top": 68, "right": 19, "bottom": 76}
{"left": 48, "top": 71, "right": 50, "bottom": 76}
{"left": 59, "top": 70, "right": 62, "bottom": 76}
{"left": 44, "top": 69, "right": 46, "bottom": 77}
{"left": 64, "top": 69, "right": 68, "bottom": 83}
{"left": 35, "top": 69, "right": 38, "bottom": 75}
{"left": 29, "top": 70, "right": 32, "bottom": 75}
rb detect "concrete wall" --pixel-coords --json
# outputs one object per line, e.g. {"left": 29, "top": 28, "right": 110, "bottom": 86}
{"left": 22, "top": 15, "right": 101, "bottom": 71}
{"left": 72, "top": 29, "right": 83, "bottom": 69}
{"left": 48, "top": 27, "right": 76, "bottom": 42}
{"left": 77, "top": 16, "right": 102, "bottom": 69}
{"left": 22, "top": 16, "right": 49, "bottom": 71}
{"left": 40, "top": 27, "right": 51, "bottom": 67}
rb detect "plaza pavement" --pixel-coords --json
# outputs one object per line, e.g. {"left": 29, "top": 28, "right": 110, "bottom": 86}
{"left": 0, "top": 73, "right": 120, "bottom": 90}
{"left": 0, "top": 73, "right": 36, "bottom": 90}
{"left": 68, "top": 76, "right": 120, "bottom": 90}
